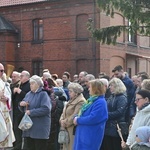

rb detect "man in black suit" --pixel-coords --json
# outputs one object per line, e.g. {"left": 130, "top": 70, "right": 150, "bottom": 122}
{"left": 12, "top": 70, "right": 30, "bottom": 150}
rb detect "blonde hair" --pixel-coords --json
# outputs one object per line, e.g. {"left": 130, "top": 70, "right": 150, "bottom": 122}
{"left": 109, "top": 78, "right": 126, "bottom": 94}
{"left": 89, "top": 79, "right": 106, "bottom": 96}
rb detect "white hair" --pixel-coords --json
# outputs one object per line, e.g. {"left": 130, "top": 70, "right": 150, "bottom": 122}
{"left": 43, "top": 72, "right": 51, "bottom": 79}
{"left": 99, "top": 78, "right": 109, "bottom": 88}
{"left": 56, "top": 78, "right": 63, "bottom": 87}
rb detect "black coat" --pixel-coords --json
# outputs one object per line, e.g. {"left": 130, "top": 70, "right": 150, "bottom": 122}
{"left": 12, "top": 80, "right": 30, "bottom": 116}
{"left": 104, "top": 93, "right": 128, "bottom": 137}
{"left": 82, "top": 85, "right": 89, "bottom": 100}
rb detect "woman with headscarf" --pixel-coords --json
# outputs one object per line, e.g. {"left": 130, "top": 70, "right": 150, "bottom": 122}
{"left": 19, "top": 75, "right": 51, "bottom": 150}
{"left": 59, "top": 82, "right": 86, "bottom": 150}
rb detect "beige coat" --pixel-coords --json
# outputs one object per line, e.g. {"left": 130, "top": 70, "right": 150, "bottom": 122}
{"left": 60, "top": 93, "right": 86, "bottom": 150}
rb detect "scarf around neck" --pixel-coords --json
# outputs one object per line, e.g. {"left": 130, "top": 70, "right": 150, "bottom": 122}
{"left": 139, "top": 103, "right": 150, "bottom": 110}
{"left": 78, "top": 95, "right": 99, "bottom": 116}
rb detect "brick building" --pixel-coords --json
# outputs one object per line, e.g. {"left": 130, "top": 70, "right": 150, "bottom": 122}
{"left": 0, "top": 0, "right": 150, "bottom": 78}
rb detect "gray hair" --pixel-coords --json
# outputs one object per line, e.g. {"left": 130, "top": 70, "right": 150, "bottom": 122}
{"left": 85, "top": 74, "right": 95, "bottom": 81}
{"left": 22, "top": 70, "right": 30, "bottom": 78}
{"left": 43, "top": 72, "right": 51, "bottom": 79}
{"left": 68, "top": 83, "right": 83, "bottom": 94}
{"left": 99, "top": 78, "right": 109, "bottom": 88}
{"left": 56, "top": 78, "right": 63, "bottom": 87}
{"left": 12, "top": 71, "right": 20, "bottom": 77}
{"left": 30, "top": 75, "right": 44, "bottom": 87}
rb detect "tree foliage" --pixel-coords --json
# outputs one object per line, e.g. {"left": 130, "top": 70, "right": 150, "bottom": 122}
{"left": 87, "top": 0, "right": 150, "bottom": 45}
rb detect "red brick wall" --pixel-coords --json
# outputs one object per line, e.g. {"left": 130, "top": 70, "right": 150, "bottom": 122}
{"left": 0, "top": 0, "right": 99, "bottom": 78}
{"left": 0, "top": 33, "right": 16, "bottom": 66}
{"left": 0, "top": 0, "right": 149, "bottom": 78}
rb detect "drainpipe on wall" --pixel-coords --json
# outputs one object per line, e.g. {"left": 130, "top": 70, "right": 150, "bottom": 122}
{"left": 92, "top": 0, "right": 97, "bottom": 76}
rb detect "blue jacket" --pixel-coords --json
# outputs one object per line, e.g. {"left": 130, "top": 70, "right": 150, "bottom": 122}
{"left": 122, "top": 76, "right": 136, "bottom": 122}
{"left": 73, "top": 95, "right": 108, "bottom": 150}
{"left": 122, "top": 75, "right": 135, "bottom": 105}
{"left": 21, "top": 87, "right": 51, "bottom": 139}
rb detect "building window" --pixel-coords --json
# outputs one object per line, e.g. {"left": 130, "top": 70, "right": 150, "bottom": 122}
{"left": 33, "top": 19, "right": 43, "bottom": 43}
{"left": 128, "top": 21, "right": 137, "bottom": 44}
{"left": 32, "top": 60, "right": 42, "bottom": 76}
{"left": 128, "top": 32, "right": 137, "bottom": 44}
{"left": 76, "top": 14, "right": 89, "bottom": 40}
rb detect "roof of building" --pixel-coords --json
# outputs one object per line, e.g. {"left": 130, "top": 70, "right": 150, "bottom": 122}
{"left": 0, "top": 0, "right": 47, "bottom": 7}
{"left": 0, "top": 15, "right": 18, "bottom": 33}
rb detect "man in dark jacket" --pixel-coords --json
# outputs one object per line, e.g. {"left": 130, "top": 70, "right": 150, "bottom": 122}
{"left": 10, "top": 71, "right": 21, "bottom": 120}
{"left": 12, "top": 70, "right": 30, "bottom": 150}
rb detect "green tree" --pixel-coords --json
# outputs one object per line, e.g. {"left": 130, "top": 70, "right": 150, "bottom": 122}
{"left": 87, "top": 0, "right": 150, "bottom": 45}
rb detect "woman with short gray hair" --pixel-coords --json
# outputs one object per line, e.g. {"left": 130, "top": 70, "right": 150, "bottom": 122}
{"left": 68, "top": 82, "right": 84, "bottom": 94}
{"left": 59, "top": 82, "right": 86, "bottom": 150}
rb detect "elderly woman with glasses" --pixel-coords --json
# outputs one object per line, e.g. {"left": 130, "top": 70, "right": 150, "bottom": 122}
{"left": 59, "top": 82, "right": 86, "bottom": 150}
{"left": 122, "top": 89, "right": 150, "bottom": 150}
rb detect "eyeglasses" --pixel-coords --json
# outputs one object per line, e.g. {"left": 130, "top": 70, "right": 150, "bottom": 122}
{"left": 0, "top": 70, "right": 4, "bottom": 73}
{"left": 135, "top": 98, "right": 143, "bottom": 102}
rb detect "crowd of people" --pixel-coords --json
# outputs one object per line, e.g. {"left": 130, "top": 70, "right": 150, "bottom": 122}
{"left": 0, "top": 62, "right": 150, "bottom": 150}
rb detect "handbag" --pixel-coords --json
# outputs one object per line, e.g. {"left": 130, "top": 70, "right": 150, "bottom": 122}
{"left": 18, "top": 113, "right": 33, "bottom": 131}
{"left": 58, "top": 128, "right": 69, "bottom": 144}
{"left": 0, "top": 110, "right": 9, "bottom": 143}
{"left": 118, "top": 122, "right": 129, "bottom": 135}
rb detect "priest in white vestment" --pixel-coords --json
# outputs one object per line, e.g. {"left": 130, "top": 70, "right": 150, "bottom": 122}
{"left": 0, "top": 63, "right": 15, "bottom": 150}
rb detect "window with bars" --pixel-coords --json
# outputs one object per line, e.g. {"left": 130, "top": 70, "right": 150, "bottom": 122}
{"left": 33, "top": 19, "right": 43, "bottom": 43}
{"left": 32, "top": 60, "right": 43, "bottom": 76}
